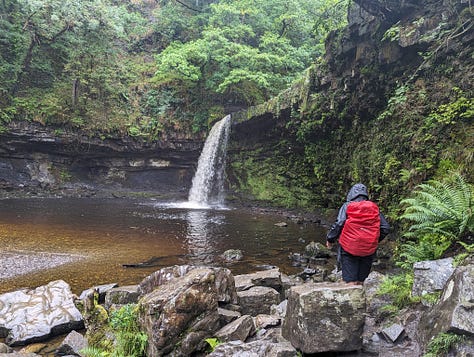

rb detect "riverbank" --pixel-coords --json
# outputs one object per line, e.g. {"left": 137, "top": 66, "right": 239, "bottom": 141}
{"left": 1, "top": 257, "right": 473, "bottom": 356}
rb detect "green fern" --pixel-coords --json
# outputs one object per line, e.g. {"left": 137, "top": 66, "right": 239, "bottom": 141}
{"left": 80, "top": 346, "right": 110, "bottom": 357}
{"left": 424, "top": 332, "right": 465, "bottom": 357}
{"left": 377, "top": 272, "right": 418, "bottom": 310}
{"left": 397, "top": 239, "right": 450, "bottom": 270}
{"left": 401, "top": 173, "right": 473, "bottom": 242}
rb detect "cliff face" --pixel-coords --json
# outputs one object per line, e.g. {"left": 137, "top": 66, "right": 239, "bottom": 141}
{"left": 0, "top": 121, "right": 202, "bottom": 197}
{"left": 0, "top": 0, "right": 471, "bottom": 207}
{"left": 228, "top": 0, "right": 473, "bottom": 211}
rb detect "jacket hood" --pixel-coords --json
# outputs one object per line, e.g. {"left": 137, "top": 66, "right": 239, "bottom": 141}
{"left": 346, "top": 183, "right": 369, "bottom": 201}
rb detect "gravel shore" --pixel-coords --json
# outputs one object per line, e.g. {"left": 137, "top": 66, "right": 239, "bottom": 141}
{"left": 0, "top": 250, "right": 85, "bottom": 280}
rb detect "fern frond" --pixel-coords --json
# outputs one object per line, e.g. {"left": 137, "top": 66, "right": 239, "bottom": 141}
{"left": 400, "top": 172, "right": 473, "bottom": 249}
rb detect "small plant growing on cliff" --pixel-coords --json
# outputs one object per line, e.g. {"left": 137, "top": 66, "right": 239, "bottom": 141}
{"left": 109, "top": 304, "right": 148, "bottom": 357}
{"left": 80, "top": 304, "right": 147, "bottom": 357}
{"left": 382, "top": 22, "right": 401, "bottom": 42}
{"left": 424, "top": 332, "right": 465, "bottom": 357}
{"left": 204, "top": 337, "right": 221, "bottom": 352}
{"left": 80, "top": 346, "right": 108, "bottom": 357}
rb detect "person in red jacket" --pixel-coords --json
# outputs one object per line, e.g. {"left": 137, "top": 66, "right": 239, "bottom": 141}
{"left": 326, "top": 183, "right": 390, "bottom": 285}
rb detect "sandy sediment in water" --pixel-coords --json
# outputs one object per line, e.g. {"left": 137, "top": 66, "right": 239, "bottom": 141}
{"left": 0, "top": 250, "right": 85, "bottom": 280}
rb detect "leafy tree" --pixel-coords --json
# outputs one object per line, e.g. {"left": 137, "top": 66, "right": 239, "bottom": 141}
{"left": 1, "top": 0, "right": 349, "bottom": 135}
{"left": 151, "top": 0, "right": 348, "bottom": 131}
{"left": 0, "top": 0, "right": 148, "bottom": 130}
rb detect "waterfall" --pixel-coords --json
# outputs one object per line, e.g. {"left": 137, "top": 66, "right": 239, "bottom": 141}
{"left": 188, "top": 115, "right": 231, "bottom": 208}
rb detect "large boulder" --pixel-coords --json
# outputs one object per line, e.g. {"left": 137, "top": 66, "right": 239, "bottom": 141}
{"left": 139, "top": 265, "right": 237, "bottom": 304}
{"left": 282, "top": 282, "right": 366, "bottom": 354}
{"left": 0, "top": 280, "right": 83, "bottom": 346}
{"left": 104, "top": 285, "right": 140, "bottom": 309}
{"left": 138, "top": 267, "right": 236, "bottom": 356}
{"left": 234, "top": 268, "right": 282, "bottom": 293}
{"left": 412, "top": 258, "right": 455, "bottom": 297}
{"left": 238, "top": 286, "right": 281, "bottom": 316}
{"left": 419, "top": 264, "right": 474, "bottom": 348}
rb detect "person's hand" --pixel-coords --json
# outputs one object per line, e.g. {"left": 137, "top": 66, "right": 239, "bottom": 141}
{"left": 326, "top": 241, "right": 333, "bottom": 249}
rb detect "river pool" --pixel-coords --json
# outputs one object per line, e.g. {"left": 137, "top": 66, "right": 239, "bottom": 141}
{"left": 0, "top": 198, "right": 326, "bottom": 294}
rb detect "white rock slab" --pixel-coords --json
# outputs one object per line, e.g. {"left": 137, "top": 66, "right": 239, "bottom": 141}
{"left": 0, "top": 280, "right": 84, "bottom": 346}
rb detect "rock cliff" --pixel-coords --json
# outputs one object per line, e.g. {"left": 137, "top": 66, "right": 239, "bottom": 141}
{"left": 229, "top": 0, "right": 473, "bottom": 209}
{"left": 0, "top": 121, "right": 202, "bottom": 197}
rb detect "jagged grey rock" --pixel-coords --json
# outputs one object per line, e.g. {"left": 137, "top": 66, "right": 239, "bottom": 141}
{"left": 222, "top": 249, "right": 243, "bottom": 261}
{"left": 55, "top": 330, "right": 88, "bottom": 356}
{"left": 0, "top": 343, "right": 11, "bottom": 353}
{"left": 218, "top": 307, "right": 241, "bottom": 325}
{"left": 104, "top": 285, "right": 140, "bottom": 309}
{"left": 234, "top": 268, "right": 282, "bottom": 293}
{"left": 208, "top": 339, "right": 298, "bottom": 357}
{"left": 78, "top": 283, "right": 118, "bottom": 302}
{"left": 412, "top": 258, "right": 455, "bottom": 297}
{"left": 304, "top": 241, "right": 331, "bottom": 258}
{"left": 253, "top": 314, "right": 280, "bottom": 330}
{"left": 381, "top": 324, "right": 405, "bottom": 343}
{"left": 0, "top": 280, "right": 83, "bottom": 346}
{"left": 139, "top": 265, "right": 237, "bottom": 304}
{"left": 215, "top": 315, "right": 255, "bottom": 342}
{"left": 419, "top": 264, "right": 474, "bottom": 346}
{"left": 364, "top": 271, "right": 392, "bottom": 318}
{"left": 282, "top": 282, "right": 366, "bottom": 354}
{"left": 270, "top": 299, "right": 287, "bottom": 318}
{"left": 237, "top": 286, "right": 281, "bottom": 316}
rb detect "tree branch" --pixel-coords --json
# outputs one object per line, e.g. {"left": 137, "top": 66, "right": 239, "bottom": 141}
{"left": 175, "top": 0, "right": 201, "bottom": 12}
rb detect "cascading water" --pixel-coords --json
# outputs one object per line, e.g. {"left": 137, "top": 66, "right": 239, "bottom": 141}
{"left": 187, "top": 115, "right": 231, "bottom": 208}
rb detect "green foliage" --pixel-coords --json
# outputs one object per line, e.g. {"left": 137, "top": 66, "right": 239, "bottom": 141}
{"left": 377, "top": 85, "right": 409, "bottom": 121}
{"left": 152, "top": 0, "right": 348, "bottom": 116}
{"left": 424, "top": 332, "right": 465, "bottom": 357}
{"left": 229, "top": 145, "right": 318, "bottom": 209}
{"left": 82, "top": 304, "right": 147, "bottom": 357}
{"left": 377, "top": 272, "right": 417, "bottom": 312}
{"left": 382, "top": 22, "right": 401, "bottom": 42}
{"left": 1, "top": 0, "right": 348, "bottom": 136}
{"left": 425, "top": 87, "right": 474, "bottom": 126}
{"left": 81, "top": 346, "right": 109, "bottom": 357}
{"left": 374, "top": 174, "right": 473, "bottom": 312}
{"left": 395, "top": 173, "right": 473, "bottom": 272}
{"left": 400, "top": 173, "right": 473, "bottom": 243}
{"left": 454, "top": 242, "right": 474, "bottom": 265}
{"left": 109, "top": 304, "right": 147, "bottom": 357}
{"left": 205, "top": 337, "right": 221, "bottom": 352}
{"left": 397, "top": 239, "right": 450, "bottom": 271}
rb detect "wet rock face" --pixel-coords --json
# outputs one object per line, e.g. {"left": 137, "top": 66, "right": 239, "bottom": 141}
{"left": 138, "top": 267, "right": 238, "bottom": 357}
{"left": 0, "top": 121, "right": 202, "bottom": 196}
{"left": 353, "top": 0, "right": 422, "bottom": 22}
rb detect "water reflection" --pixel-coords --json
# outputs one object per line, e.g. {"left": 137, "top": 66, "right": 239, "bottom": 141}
{"left": 0, "top": 198, "right": 326, "bottom": 294}
{"left": 185, "top": 210, "right": 214, "bottom": 264}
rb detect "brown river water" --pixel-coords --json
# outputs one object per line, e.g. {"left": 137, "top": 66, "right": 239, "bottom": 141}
{"left": 0, "top": 198, "right": 327, "bottom": 295}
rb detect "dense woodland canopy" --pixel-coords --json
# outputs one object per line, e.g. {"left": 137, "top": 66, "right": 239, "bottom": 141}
{"left": 0, "top": 0, "right": 348, "bottom": 136}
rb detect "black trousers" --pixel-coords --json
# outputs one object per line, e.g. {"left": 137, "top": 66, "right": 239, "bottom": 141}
{"left": 338, "top": 247, "right": 375, "bottom": 282}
